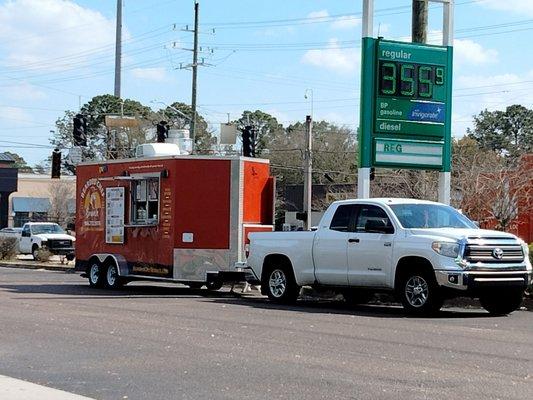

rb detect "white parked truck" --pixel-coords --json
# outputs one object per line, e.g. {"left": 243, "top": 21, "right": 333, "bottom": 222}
{"left": 246, "top": 199, "right": 532, "bottom": 315}
{"left": 19, "top": 222, "right": 75, "bottom": 261}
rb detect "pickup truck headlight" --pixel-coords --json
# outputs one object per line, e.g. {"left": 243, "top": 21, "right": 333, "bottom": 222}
{"left": 432, "top": 241, "right": 460, "bottom": 258}
{"left": 520, "top": 241, "right": 531, "bottom": 270}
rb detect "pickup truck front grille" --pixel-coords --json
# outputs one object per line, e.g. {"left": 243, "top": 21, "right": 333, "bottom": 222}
{"left": 464, "top": 244, "right": 524, "bottom": 263}
{"left": 46, "top": 239, "right": 73, "bottom": 249}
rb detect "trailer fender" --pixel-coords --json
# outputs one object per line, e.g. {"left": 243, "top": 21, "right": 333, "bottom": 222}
{"left": 91, "top": 254, "right": 128, "bottom": 276}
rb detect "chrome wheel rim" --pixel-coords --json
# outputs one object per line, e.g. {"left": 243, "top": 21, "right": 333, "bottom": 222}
{"left": 107, "top": 265, "right": 117, "bottom": 286}
{"left": 405, "top": 276, "right": 429, "bottom": 307}
{"left": 89, "top": 264, "right": 100, "bottom": 284}
{"left": 269, "top": 269, "right": 287, "bottom": 298}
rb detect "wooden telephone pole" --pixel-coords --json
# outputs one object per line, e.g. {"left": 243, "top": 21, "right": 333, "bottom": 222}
{"left": 412, "top": 0, "right": 429, "bottom": 44}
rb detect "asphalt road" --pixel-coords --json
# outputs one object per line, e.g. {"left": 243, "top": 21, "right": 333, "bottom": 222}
{"left": 0, "top": 267, "right": 532, "bottom": 400}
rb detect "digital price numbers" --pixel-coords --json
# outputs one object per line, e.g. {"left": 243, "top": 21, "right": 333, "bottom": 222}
{"left": 378, "top": 61, "right": 445, "bottom": 100}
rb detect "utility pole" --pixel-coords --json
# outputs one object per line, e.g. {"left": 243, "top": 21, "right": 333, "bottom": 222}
{"left": 114, "top": 0, "right": 122, "bottom": 98}
{"left": 190, "top": 1, "right": 199, "bottom": 153}
{"left": 412, "top": 0, "right": 428, "bottom": 198}
{"left": 412, "top": 0, "right": 428, "bottom": 43}
{"left": 303, "top": 115, "right": 313, "bottom": 230}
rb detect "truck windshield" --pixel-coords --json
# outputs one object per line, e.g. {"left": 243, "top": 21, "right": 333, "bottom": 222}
{"left": 389, "top": 204, "right": 477, "bottom": 229}
{"left": 31, "top": 224, "right": 65, "bottom": 235}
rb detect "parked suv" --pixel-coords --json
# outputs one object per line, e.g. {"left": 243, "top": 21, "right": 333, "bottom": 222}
{"left": 19, "top": 222, "right": 75, "bottom": 261}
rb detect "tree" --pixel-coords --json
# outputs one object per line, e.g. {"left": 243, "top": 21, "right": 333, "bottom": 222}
{"left": 156, "top": 102, "right": 215, "bottom": 154}
{"left": 467, "top": 105, "right": 533, "bottom": 158}
{"left": 2, "top": 152, "right": 32, "bottom": 172}
{"left": 48, "top": 180, "right": 75, "bottom": 227}
{"left": 450, "top": 136, "right": 532, "bottom": 231}
{"left": 233, "top": 110, "right": 285, "bottom": 156}
{"left": 51, "top": 95, "right": 153, "bottom": 165}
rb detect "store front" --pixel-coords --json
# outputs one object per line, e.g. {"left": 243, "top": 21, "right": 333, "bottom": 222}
{"left": 0, "top": 154, "right": 18, "bottom": 229}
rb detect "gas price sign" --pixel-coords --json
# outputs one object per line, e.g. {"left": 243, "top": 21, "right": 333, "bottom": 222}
{"left": 375, "top": 40, "right": 449, "bottom": 139}
{"left": 359, "top": 38, "right": 453, "bottom": 171}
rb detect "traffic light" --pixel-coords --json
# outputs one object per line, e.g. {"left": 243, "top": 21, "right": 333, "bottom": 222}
{"left": 156, "top": 121, "right": 169, "bottom": 143}
{"left": 73, "top": 114, "right": 87, "bottom": 147}
{"left": 51, "top": 148, "right": 61, "bottom": 179}
{"left": 242, "top": 126, "right": 256, "bottom": 157}
{"left": 370, "top": 167, "right": 376, "bottom": 181}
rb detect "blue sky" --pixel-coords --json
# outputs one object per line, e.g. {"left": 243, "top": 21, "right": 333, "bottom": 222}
{"left": 1, "top": 0, "right": 533, "bottom": 166}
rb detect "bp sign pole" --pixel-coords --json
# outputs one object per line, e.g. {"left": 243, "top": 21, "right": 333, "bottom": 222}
{"left": 358, "top": 0, "right": 454, "bottom": 205}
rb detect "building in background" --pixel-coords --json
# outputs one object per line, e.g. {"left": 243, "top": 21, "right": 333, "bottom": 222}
{"left": 0, "top": 153, "right": 19, "bottom": 229}
{"left": 8, "top": 173, "right": 76, "bottom": 228}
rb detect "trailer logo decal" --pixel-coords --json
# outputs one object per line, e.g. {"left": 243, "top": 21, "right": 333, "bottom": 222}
{"left": 80, "top": 178, "right": 105, "bottom": 231}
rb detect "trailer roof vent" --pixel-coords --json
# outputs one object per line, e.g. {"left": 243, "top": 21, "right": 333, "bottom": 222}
{"left": 135, "top": 143, "right": 181, "bottom": 158}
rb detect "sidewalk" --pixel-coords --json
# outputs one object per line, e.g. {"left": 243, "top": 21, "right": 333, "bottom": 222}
{"left": 0, "top": 375, "right": 95, "bottom": 400}
{"left": 0, "top": 255, "right": 74, "bottom": 272}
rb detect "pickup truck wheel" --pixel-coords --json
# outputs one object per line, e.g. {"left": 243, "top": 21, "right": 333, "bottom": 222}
{"left": 32, "top": 245, "right": 40, "bottom": 261}
{"left": 88, "top": 261, "right": 104, "bottom": 288}
{"left": 206, "top": 278, "right": 223, "bottom": 291}
{"left": 187, "top": 282, "right": 204, "bottom": 289}
{"left": 264, "top": 266, "right": 299, "bottom": 304}
{"left": 479, "top": 290, "right": 523, "bottom": 316}
{"left": 104, "top": 263, "right": 123, "bottom": 289}
{"left": 398, "top": 270, "right": 443, "bottom": 315}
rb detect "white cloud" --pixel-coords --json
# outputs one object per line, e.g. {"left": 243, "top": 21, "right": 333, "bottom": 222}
{"left": 454, "top": 39, "right": 498, "bottom": 66}
{"left": 3, "top": 82, "right": 46, "bottom": 100}
{"left": 131, "top": 67, "right": 167, "bottom": 82}
{"left": 0, "top": 0, "right": 118, "bottom": 71}
{"left": 399, "top": 30, "right": 498, "bottom": 66}
{"left": 331, "top": 16, "right": 361, "bottom": 30}
{"left": 476, "top": 0, "right": 533, "bottom": 17}
{"left": 306, "top": 10, "right": 329, "bottom": 19}
{"left": 301, "top": 39, "right": 360, "bottom": 74}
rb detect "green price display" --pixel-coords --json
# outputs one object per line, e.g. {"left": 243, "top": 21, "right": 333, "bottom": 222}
{"left": 378, "top": 61, "right": 445, "bottom": 99}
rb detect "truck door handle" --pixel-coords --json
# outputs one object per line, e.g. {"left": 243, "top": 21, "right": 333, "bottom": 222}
{"left": 348, "top": 238, "right": 360, "bottom": 243}
{"left": 384, "top": 242, "right": 392, "bottom": 247}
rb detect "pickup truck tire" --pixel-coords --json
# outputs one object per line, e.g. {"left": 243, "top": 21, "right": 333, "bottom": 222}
{"left": 206, "top": 278, "right": 223, "bottom": 291}
{"left": 479, "top": 289, "right": 523, "bottom": 315}
{"left": 397, "top": 269, "right": 443, "bottom": 315}
{"left": 88, "top": 260, "right": 105, "bottom": 288}
{"left": 187, "top": 282, "right": 204, "bottom": 289}
{"left": 263, "top": 264, "right": 299, "bottom": 304}
{"left": 32, "top": 245, "right": 40, "bottom": 261}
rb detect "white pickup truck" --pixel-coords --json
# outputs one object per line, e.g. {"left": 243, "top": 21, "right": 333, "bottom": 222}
{"left": 246, "top": 198, "right": 532, "bottom": 315}
{"left": 19, "top": 222, "right": 76, "bottom": 261}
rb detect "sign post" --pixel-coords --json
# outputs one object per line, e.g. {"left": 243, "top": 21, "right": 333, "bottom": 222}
{"left": 358, "top": 0, "right": 454, "bottom": 204}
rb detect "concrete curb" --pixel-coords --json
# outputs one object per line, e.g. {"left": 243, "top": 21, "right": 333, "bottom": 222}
{"left": 0, "top": 261, "right": 74, "bottom": 273}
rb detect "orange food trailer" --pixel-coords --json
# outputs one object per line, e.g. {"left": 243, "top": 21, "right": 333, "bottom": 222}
{"left": 74, "top": 147, "right": 274, "bottom": 289}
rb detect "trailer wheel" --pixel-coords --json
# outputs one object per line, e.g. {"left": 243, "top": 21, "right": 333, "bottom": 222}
{"left": 88, "top": 260, "right": 104, "bottom": 288}
{"left": 104, "top": 262, "right": 123, "bottom": 290}
{"left": 263, "top": 263, "right": 299, "bottom": 304}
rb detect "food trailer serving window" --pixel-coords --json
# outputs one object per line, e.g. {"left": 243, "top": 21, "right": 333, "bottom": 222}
{"left": 130, "top": 177, "right": 160, "bottom": 225}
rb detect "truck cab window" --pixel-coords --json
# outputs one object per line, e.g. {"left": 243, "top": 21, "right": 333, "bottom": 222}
{"left": 355, "top": 205, "right": 393, "bottom": 233}
{"left": 131, "top": 178, "right": 160, "bottom": 224}
{"left": 22, "top": 225, "right": 30, "bottom": 237}
{"left": 329, "top": 205, "right": 356, "bottom": 232}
